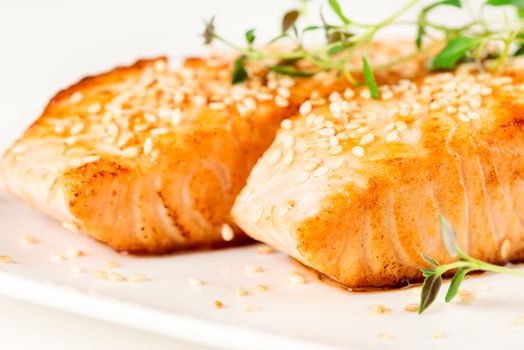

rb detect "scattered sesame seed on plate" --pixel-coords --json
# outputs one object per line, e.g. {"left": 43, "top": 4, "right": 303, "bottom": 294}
{"left": 246, "top": 265, "right": 264, "bottom": 273}
{"left": 213, "top": 300, "right": 224, "bottom": 309}
{"left": 0, "top": 255, "right": 13, "bottom": 263}
{"left": 244, "top": 305, "right": 261, "bottom": 313}
{"left": 256, "top": 245, "right": 274, "bottom": 254}
{"left": 129, "top": 274, "right": 148, "bottom": 282}
{"left": 377, "top": 332, "right": 395, "bottom": 341}
{"left": 21, "top": 235, "right": 38, "bottom": 245}
{"left": 65, "top": 248, "right": 84, "bottom": 258}
{"left": 49, "top": 253, "right": 66, "bottom": 263}
{"left": 403, "top": 303, "right": 419, "bottom": 313}
{"left": 512, "top": 316, "right": 524, "bottom": 326}
{"left": 236, "top": 287, "right": 249, "bottom": 296}
{"left": 107, "top": 272, "right": 126, "bottom": 282}
{"left": 373, "top": 304, "right": 390, "bottom": 314}
{"left": 287, "top": 271, "right": 307, "bottom": 284}
{"left": 255, "top": 284, "right": 268, "bottom": 292}
{"left": 432, "top": 329, "right": 445, "bottom": 340}
{"left": 69, "top": 265, "right": 84, "bottom": 274}
{"left": 106, "top": 261, "right": 121, "bottom": 269}
{"left": 92, "top": 270, "right": 108, "bottom": 279}
{"left": 187, "top": 277, "right": 204, "bottom": 286}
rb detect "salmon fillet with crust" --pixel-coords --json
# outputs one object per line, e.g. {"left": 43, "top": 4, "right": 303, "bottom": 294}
{"left": 0, "top": 42, "right": 427, "bottom": 253}
{"left": 232, "top": 60, "right": 524, "bottom": 288}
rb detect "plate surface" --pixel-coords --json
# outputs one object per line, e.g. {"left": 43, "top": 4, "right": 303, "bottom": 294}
{"left": 1, "top": 192, "right": 524, "bottom": 350}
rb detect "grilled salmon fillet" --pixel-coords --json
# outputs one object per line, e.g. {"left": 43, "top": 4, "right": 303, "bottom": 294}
{"left": 232, "top": 60, "right": 524, "bottom": 288}
{"left": 0, "top": 42, "right": 426, "bottom": 253}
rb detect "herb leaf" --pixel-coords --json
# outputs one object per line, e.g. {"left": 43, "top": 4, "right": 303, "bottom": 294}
{"left": 420, "top": 253, "right": 440, "bottom": 267}
{"left": 245, "top": 29, "right": 256, "bottom": 45}
{"left": 203, "top": 16, "right": 216, "bottom": 45}
{"left": 362, "top": 56, "right": 379, "bottom": 99}
{"left": 439, "top": 215, "right": 459, "bottom": 258}
{"left": 282, "top": 10, "right": 300, "bottom": 33}
{"left": 445, "top": 267, "right": 469, "bottom": 302}
{"left": 486, "top": 0, "right": 524, "bottom": 10}
{"left": 419, "top": 273, "right": 443, "bottom": 314}
{"left": 432, "top": 36, "right": 479, "bottom": 70}
{"left": 269, "top": 65, "right": 317, "bottom": 77}
{"left": 328, "top": 0, "right": 351, "bottom": 25}
{"left": 232, "top": 57, "right": 248, "bottom": 84}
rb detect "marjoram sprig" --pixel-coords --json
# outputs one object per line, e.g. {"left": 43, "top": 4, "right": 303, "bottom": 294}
{"left": 203, "top": 0, "right": 524, "bottom": 98}
{"left": 418, "top": 215, "right": 524, "bottom": 314}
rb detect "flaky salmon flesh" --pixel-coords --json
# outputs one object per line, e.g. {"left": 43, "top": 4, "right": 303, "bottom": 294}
{"left": 233, "top": 60, "right": 524, "bottom": 288}
{"left": 0, "top": 43, "right": 427, "bottom": 253}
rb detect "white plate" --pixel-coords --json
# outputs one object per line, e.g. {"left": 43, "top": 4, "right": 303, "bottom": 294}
{"left": 1, "top": 191, "right": 524, "bottom": 350}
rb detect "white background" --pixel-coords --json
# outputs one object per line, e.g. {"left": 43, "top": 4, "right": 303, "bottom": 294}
{"left": 0, "top": 1, "right": 500, "bottom": 349}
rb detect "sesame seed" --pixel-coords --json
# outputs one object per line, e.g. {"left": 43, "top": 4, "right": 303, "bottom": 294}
{"left": 328, "top": 145, "right": 343, "bottom": 155}
{"left": 65, "top": 248, "right": 83, "bottom": 258}
{"left": 255, "top": 284, "right": 268, "bottom": 292}
{"left": 360, "top": 133, "right": 374, "bottom": 145}
{"left": 275, "top": 96, "right": 289, "bottom": 107}
{"left": 69, "top": 92, "right": 84, "bottom": 104}
{"left": 377, "top": 332, "right": 395, "bottom": 341}
{"left": 446, "top": 106, "right": 457, "bottom": 114}
{"left": 403, "top": 303, "right": 419, "bottom": 312}
{"left": 318, "top": 127, "right": 335, "bottom": 136}
{"left": 283, "top": 150, "right": 294, "bottom": 165}
{"left": 282, "top": 134, "right": 295, "bottom": 149}
{"left": 69, "top": 265, "right": 84, "bottom": 274}
{"left": 480, "top": 87, "right": 492, "bottom": 96}
{"left": 312, "top": 166, "right": 329, "bottom": 177}
{"left": 213, "top": 300, "right": 224, "bottom": 309}
{"left": 458, "top": 289, "right": 474, "bottom": 297}
{"left": 329, "top": 102, "right": 342, "bottom": 115}
{"left": 373, "top": 304, "right": 390, "bottom": 314}
{"left": 221, "top": 223, "right": 235, "bottom": 242}
{"left": 151, "top": 127, "right": 169, "bottom": 136}
{"left": 107, "top": 272, "right": 126, "bottom": 282}
{"left": 187, "top": 277, "right": 204, "bottom": 286}
{"left": 129, "top": 274, "right": 148, "bottom": 282}
{"left": 467, "top": 111, "right": 479, "bottom": 120}
{"left": 174, "top": 91, "right": 185, "bottom": 103}
{"left": 246, "top": 265, "right": 264, "bottom": 273}
{"left": 21, "top": 235, "right": 38, "bottom": 245}
{"left": 287, "top": 271, "right": 307, "bottom": 284}
{"left": 281, "top": 119, "right": 292, "bottom": 130}
{"left": 356, "top": 126, "right": 370, "bottom": 134}
{"left": 395, "top": 121, "right": 408, "bottom": 131}
{"left": 360, "top": 89, "right": 371, "bottom": 99}
{"left": 106, "top": 261, "right": 121, "bottom": 269}
{"left": 49, "top": 253, "right": 66, "bottom": 263}
{"left": 144, "top": 112, "right": 157, "bottom": 123}
{"left": 256, "top": 92, "right": 273, "bottom": 101}
{"left": 83, "top": 155, "right": 100, "bottom": 164}
{"left": 143, "top": 137, "right": 153, "bottom": 156}
{"left": 0, "top": 256, "right": 13, "bottom": 263}
{"left": 236, "top": 287, "right": 248, "bottom": 296}
{"left": 209, "top": 102, "right": 226, "bottom": 110}
{"left": 299, "top": 101, "right": 312, "bottom": 115}
{"left": 432, "top": 329, "right": 444, "bottom": 340}
{"left": 244, "top": 305, "right": 261, "bottom": 313}
{"left": 277, "top": 87, "right": 290, "bottom": 98}
{"left": 268, "top": 149, "right": 282, "bottom": 165}
{"left": 352, "top": 146, "right": 364, "bottom": 157}
{"left": 295, "top": 171, "right": 310, "bottom": 184}
{"left": 343, "top": 88, "right": 354, "bottom": 99}
{"left": 501, "top": 239, "right": 511, "bottom": 260}
{"left": 386, "top": 130, "right": 399, "bottom": 142}
{"left": 381, "top": 90, "right": 393, "bottom": 100}
{"left": 92, "top": 270, "right": 108, "bottom": 279}
{"left": 458, "top": 113, "right": 470, "bottom": 122}
{"left": 70, "top": 123, "right": 85, "bottom": 135}
{"left": 513, "top": 316, "right": 524, "bottom": 326}
{"left": 122, "top": 146, "right": 139, "bottom": 158}
{"left": 87, "top": 102, "right": 101, "bottom": 114}
{"left": 256, "top": 245, "right": 274, "bottom": 254}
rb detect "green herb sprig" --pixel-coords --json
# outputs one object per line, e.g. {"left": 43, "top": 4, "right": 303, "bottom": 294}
{"left": 418, "top": 215, "right": 524, "bottom": 314}
{"left": 203, "top": 0, "right": 524, "bottom": 96}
